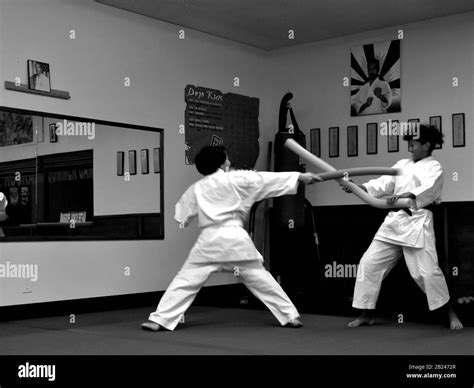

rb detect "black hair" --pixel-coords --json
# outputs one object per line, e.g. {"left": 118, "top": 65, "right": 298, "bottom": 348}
{"left": 403, "top": 124, "right": 444, "bottom": 154}
{"left": 194, "top": 145, "right": 227, "bottom": 175}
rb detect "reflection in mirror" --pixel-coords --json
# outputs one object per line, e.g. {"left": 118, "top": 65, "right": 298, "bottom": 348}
{"left": 0, "top": 107, "right": 163, "bottom": 241}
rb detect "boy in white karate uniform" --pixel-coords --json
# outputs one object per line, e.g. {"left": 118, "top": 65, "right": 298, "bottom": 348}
{"left": 344, "top": 125, "right": 463, "bottom": 330}
{"left": 142, "top": 146, "right": 319, "bottom": 331}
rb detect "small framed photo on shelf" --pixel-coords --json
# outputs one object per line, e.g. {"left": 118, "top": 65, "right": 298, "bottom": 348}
{"left": 367, "top": 123, "right": 378, "bottom": 155}
{"left": 452, "top": 113, "right": 465, "bottom": 147}
{"left": 388, "top": 120, "right": 399, "bottom": 152}
{"left": 310, "top": 128, "right": 321, "bottom": 157}
{"left": 117, "top": 151, "right": 124, "bottom": 176}
{"left": 27, "top": 60, "right": 51, "bottom": 92}
{"left": 129, "top": 150, "right": 137, "bottom": 175}
{"left": 59, "top": 212, "right": 71, "bottom": 223}
{"left": 347, "top": 125, "right": 358, "bottom": 157}
{"left": 329, "top": 127, "right": 339, "bottom": 157}
{"left": 49, "top": 123, "right": 58, "bottom": 143}
{"left": 429, "top": 116, "right": 442, "bottom": 149}
{"left": 153, "top": 148, "right": 161, "bottom": 173}
{"left": 141, "top": 149, "right": 149, "bottom": 174}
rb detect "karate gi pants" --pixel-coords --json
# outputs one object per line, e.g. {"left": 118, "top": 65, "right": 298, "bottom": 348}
{"left": 352, "top": 239, "right": 450, "bottom": 311}
{"left": 148, "top": 260, "right": 300, "bottom": 330}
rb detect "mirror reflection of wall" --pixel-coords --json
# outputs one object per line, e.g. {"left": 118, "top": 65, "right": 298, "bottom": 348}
{"left": 0, "top": 107, "right": 163, "bottom": 241}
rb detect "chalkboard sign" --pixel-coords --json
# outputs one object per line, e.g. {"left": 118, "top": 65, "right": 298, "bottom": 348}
{"left": 184, "top": 85, "right": 259, "bottom": 169}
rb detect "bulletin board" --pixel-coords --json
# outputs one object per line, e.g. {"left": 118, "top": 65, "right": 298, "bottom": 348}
{"left": 184, "top": 85, "right": 260, "bottom": 169}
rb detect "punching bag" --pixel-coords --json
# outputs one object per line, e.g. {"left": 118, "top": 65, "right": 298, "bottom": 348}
{"left": 270, "top": 93, "right": 308, "bottom": 297}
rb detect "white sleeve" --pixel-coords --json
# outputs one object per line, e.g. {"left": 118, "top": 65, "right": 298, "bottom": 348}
{"left": 174, "top": 185, "right": 197, "bottom": 226}
{"left": 381, "top": 81, "right": 392, "bottom": 109}
{"left": 248, "top": 171, "right": 301, "bottom": 202}
{"left": 362, "top": 161, "right": 404, "bottom": 198}
{"left": 352, "top": 86, "right": 367, "bottom": 114}
{"left": 410, "top": 162, "right": 443, "bottom": 209}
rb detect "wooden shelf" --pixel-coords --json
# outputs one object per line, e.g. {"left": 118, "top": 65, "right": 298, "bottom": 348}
{"left": 4, "top": 81, "right": 70, "bottom": 100}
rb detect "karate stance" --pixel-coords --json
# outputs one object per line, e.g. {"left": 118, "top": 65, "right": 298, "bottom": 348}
{"left": 352, "top": 59, "right": 393, "bottom": 115}
{"left": 344, "top": 125, "right": 463, "bottom": 330}
{"left": 142, "top": 145, "right": 319, "bottom": 331}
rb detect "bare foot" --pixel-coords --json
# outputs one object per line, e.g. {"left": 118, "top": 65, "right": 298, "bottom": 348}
{"left": 449, "top": 307, "right": 463, "bottom": 330}
{"left": 141, "top": 322, "right": 162, "bottom": 331}
{"left": 348, "top": 315, "right": 375, "bottom": 328}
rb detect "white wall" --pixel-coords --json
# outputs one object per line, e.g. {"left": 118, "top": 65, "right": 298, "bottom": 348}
{"left": 265, "top": 12, "right": 474, "bottom": 206}
{"left": 0, "top": 0, "right": 268, "bottom": 306}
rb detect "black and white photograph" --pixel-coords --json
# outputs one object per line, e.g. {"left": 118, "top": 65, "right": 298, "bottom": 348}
{"left": 351, "top": 39, "right": 401, "bottom": 116}
{"left": 27, "top": 59, "right": 51, "bottom": 92}
{"left": 0, "top": 2, "right": 473, "bottom": 387}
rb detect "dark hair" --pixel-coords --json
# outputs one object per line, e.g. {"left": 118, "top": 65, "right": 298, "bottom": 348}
{"left": 368, "top": 59, "right": 380, "bottom": 71}
{"left": 403, "top": 124, "right": 444, "bottom": 154}
{"left": 194, "top": 146, "right": 227, "bottom": 175}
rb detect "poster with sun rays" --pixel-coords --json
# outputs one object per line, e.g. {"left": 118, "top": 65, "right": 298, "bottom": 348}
{"left": 351, "top": 39, "right": 401, "bottom": 116}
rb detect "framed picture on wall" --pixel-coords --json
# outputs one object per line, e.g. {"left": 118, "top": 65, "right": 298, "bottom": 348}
{"left": 27, "top": 60, "right": 51, "bottom": 93}
{"left": 388, "top": 120, "right": 399, "bottom": 152}
{"left": 129, "top": 150, "right": 137, "bottom": 175}
{"left": 347, "top": 125, "right": 358, "bottom": 157}
{"left": 452, "top": 113, "right": 465, "bottom": 147}
{"left": 367, "top": 123, "right": 378, "bottom": 154}
{"left": 408, "top": 119, "right": 420, "bottom": 150}
{"left": 153, "top": 148, "right": 161, "bottom": 173}
{"left": 141, "top": 149, "right": 149, "bottom": 174}
{"left": 49, "top": 123, "right": 58, "bottom": 143}
{"left": 429, "top": 116, "right": 442, "bottom": 149}
{"left": 350, "top": 39, "right": 401, "bottom": 116}
{"left": 310, "top": 128, "right": 321, "bottom": 157}
{"left": 329, "top": 127, "right": 339, "bottom": 157}
{"left": 117, "top": 151, "right": 124, "bottom": 176}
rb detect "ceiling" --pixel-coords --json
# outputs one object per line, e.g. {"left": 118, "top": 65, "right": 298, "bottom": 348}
{"left": 96, "top": 0, "right": 474, "bottom": 50}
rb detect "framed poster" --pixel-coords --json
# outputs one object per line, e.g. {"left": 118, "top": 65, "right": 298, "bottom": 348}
{"left": 367, "top": 123, "right": 378, "bottom": 155}
{"left": 329, "top": 127, "right": 339, "bottom": 157}
{"left": 49, "top": 123, "right": 58, "bottom": 143}
{"left": 347, "top": 125, "right": 358, "bottom": 157}
{"left": 27, "top": 60, "right": 51, "bottom": 92}
{"left": 408, "top": 119, "right": 420, "bottom": 150}
{"left": 351, "top": 39, "right": 401, "bottom": 116}
{"left": 141, "top": 149, "right": 149, "bottom": 174}
{"left": 129, "top": 150, "right": 137, "bottom": 175}
{"left": 388, "top": 120, "right": 399, "bottom": 152}
{"left": 117, "top": 151, "right": 124, "bottom": 176}
{"left": 452, "top": 113, "right": 465, "bottom": 147}
{"left": 429, "top": 116, "right": 442, "bottom": 149}
{"left": 310, "top": 128, "right": 321, "bottom": 157}
{"left": 153, "top": 148, "right": 161, "bottom": 173}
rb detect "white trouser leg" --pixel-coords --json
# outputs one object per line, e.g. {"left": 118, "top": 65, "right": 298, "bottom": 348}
{"left": 234, "top": 260, "right": 300, "bottom": 326}
{"left": 352, "top": 240, "right": 403, "bottom": 310}
{"left": 403, "top": 239, "right": 450, "bottom": 311}
{"left": 148, "top": 261, "right": 217, "bottom": 330}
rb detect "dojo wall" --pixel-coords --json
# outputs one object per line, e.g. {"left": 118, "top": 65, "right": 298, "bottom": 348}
{"left": 0, "top": 0, "right": 268, "bottom": 306}
{"left": 265, "top": 12, "right": 474, "bottom": 206}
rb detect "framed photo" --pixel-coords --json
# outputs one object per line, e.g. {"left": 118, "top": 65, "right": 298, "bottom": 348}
{"left": 329, "top": 127, "right": 339, "bottom": 158}
{"left": 153, "top": 148, "right": 161, "bottom": 173}
{"left": 49, "top": 123, "right": 58, "bottom": 143}
{"left": 310, "top": 128, "right": 321, "bottom": 157}
{"left": 367, "top": 123, "right": 378, "bottom": 155}
{"left": 347, "top": 125, "right": 358, "bottom": 157}
{"left": 408, "top": 119, "right": 420, "bottom": 150}
{"left": 388, "top": 120, "right": 399, "bottom": 152}
{"left": 351, "top": 39, "right": 401, "bottom": 116}
{"left": 429, "top": 116, "right": 442, "bottom": 149}
{"left": 141, "top": 149, "right": 149, "bottom": 174}
{"left": 452, "top": 113, "right": 465, "bottom": 147}
{"left": 117, "top": 151, "right": 124, "bottom": 176}
{"left": 0, "top": 111, "right": 34, "bottom": 148}
{"left": 129, "top": 150, "right": 137, "bottom": 175}
{"left": 27, "top": 60, "right": 51, "bottom": 92}
{"left": 59, "top": 212, "right": 71, "bottom": 223}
